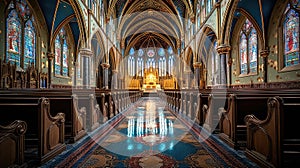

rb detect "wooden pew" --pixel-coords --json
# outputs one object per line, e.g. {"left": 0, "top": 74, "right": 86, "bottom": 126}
{"left": 0, "top": 120, "right": 27, "bottom": 168}
{"left": 218, "top": 94, "right": 268, "bottom": 149}
{"left": 0, "top": 90, "right": 87, "bottom": 143}
{"left": 0, "top": 97, "right": 66, "bottom": 164}
{"left": 245, "top": 96, "right": 300, "bottom": 167}
{"left": 202, "top": 93, "right": 227, "bottom": 133}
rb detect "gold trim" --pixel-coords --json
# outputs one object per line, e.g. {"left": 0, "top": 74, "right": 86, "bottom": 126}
{"left": 260, "top": 49, "right": 269, "bottom": 58}
{"left": 101, "top": 63, "right": 110, "bottom": 69}
{"left": 216, "top": 44, "right": 231, "bottom": 54}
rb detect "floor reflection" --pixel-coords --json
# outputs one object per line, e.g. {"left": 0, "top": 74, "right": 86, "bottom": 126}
{"left": 127, "top": 99, "right": 174, "bottom": 139}
{"left": 81, "top": 98, "right": 221, "bottom": 167}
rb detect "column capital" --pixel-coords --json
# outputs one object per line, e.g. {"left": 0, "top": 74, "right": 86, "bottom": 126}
{"left": 193, "top": 62, "right": 202, "bottom": 68}
{"left": 101, "top": 63, "right": 110, "bottom": 69}
{"left": 47, "top": 52, "right": 55, "bottom": 61}
{"left": 216, "top": 44, "right": 231, "bottom": 54}
{"left": 214, "top": 1, "right": 221, "bottom": 8}
{"left": 112, "top": 69, "right": 118, "bottom": 73}
{"left": 79, "top": 48, "right": 93, "bottom": 57}
{"left": 87, "top": 8, "right": 93, "bottom": 14}
{"left": 260, "top": 49, "right": 270, "bottom": 58}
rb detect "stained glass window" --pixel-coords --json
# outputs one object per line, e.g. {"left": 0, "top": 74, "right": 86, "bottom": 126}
{"left": 24, "top": 20, "right": 35, "bottom": 69}
{"left": 168, "top": 56, "right": 174, "bottom": 75}
{"left": 201, "top": 0, "right": 206, "bottom": 23}
{"left": 6, "top": 0, "right": 36, "bottom": 68}
{"left": 62, "top": 40, "right": 69, "bottom": 76}
{"left": 197, "top": 0, "right": 201, "bottom": 29}
{"left": 239, "top": 19, "right": 258, "bottom": 75}
{"left": 137, "top": 57, "right": 144, "bottom": 77}
{"left": 55, "top": 28, "right": 69, "bottom": 76}
{"left": 55, "top": 35, "right": 61, "bottom": 75}
{"left": 158, "top": 48, "right": 165, "bottom": 57}
{"left": 138, "top": 49, "right": 144, "bottom": 57}
{"left": 207, "top": 0, "right": 212, "bottom": 14}
{"left": 284, "top": 4, "right": 300, "bottom": 67}
{"left": 129, "top": 48, "right": 135, "bottom": 56}
{"left": 99, "top": 0, "right": 104, "bottom": 27}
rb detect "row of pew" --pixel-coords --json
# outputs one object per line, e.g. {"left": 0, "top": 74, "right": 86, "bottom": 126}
{"left": 158, "top": 88, "right": 300, "bottom": 168}
{"left": 0, "top": 89, "right": 142, "bottom": 167}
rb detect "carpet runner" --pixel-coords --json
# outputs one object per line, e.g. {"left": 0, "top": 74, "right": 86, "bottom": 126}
{"left": 43, "top": 97, "right": 258, "bottom": 168}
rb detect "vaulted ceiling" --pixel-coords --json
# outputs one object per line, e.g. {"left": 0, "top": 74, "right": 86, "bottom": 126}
{"left": 108, "top": 0, "right": 194, "bottom": 53}
{"left": 37, "top": 0, "right": 81, "bottom": 46}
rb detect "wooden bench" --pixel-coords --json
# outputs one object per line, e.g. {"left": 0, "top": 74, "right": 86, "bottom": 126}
{"left": 218, "top": 94, "right": 269, "bottom": 149}
{"left": 0, "top": 120, "right": 27, "bottom": 168}
{"left": 0, "top": 97, "right": 66, "bottom": 164}
{"left": 202, "top": 93, "right": 228, "bottom": 133}
{"left": 245, "top": 96, "right": 300, "bottom": 167}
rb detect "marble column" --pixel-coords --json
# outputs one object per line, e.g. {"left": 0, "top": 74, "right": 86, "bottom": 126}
{"left": 79, "top": 48, "right": 93, "bottom": 88}
{"left": 217, "top": 44, "right": 231, "bottom": 87}
{"left": 193, "top": 62, "right": 202, "bottom": 89}
{"left": 101, "top": 63, "right": 110, "bottom": 89}
{"left": 47, "top": 52, "right": 55, "bottom": 88}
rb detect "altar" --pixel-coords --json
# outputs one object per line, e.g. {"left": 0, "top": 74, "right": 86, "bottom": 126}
{"left": 142, "top": 67, "right": 161, "bottom": 92}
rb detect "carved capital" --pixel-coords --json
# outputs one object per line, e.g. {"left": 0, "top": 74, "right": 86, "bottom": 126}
{"left": 260, "top": 49, "right": 270, "bottom": 58}
{"left": 214, "top": 1, "right": 221, "bottom": 8}
{"left": 217, "top": 44, "right": 231, "bottom": 54}
{"left": 112, "top": 69, "right": 118, "bottom": 73}
{"left": 193, "top": 62, "right": 202, "bottom": 68}
{"left": 79, "top": 48, "right": 93, "bottom": 57}
{"left": 47, "top": 52, "right": 55, "bottom": 61}
{"left": 87, "top": 8, "right": 93, "bottom": 14}
{"left": 101, "top": 63, "right": 110, "bottom": 69}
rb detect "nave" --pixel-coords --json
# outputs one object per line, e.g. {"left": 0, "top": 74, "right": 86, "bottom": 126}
{"left": 44, "top": 97, "right": 256, "bottom": 168}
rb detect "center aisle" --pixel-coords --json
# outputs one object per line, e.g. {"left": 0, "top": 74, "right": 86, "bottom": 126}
{"left": 44, "top": 97, "right": 257, "bottom": 168}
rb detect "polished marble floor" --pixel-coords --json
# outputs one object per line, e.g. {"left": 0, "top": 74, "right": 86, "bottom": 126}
{"left": 77, "top": 97, "right": 252, "bottom": 168}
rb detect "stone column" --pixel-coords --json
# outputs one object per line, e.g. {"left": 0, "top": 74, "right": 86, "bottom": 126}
{"left": 217, "top": 44, "right": 231, "bottom": 87}
{"left": 79, "top": 48, "right": 93, "bottom": 88}
{"left": 101, "top": 63, "right": 110, "bottom": 89}
{"left": 73, "top": 61, "right": 78, "bottom": 87}
{"left": 193, "top": 62, "right": 202, "bottom": 89}
{"left": 47, "top": 52, "right": 55, "bottom": 88}
{"left": 260, "top": 49, "right": 269, "bottom": 84}
{"left": 112, "top": 70, "right": 118, "bottom": 89}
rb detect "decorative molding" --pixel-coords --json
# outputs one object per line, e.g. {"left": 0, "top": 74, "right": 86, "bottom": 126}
{"left": 216, "top": 44, "right": 231, "bottom": 54}
{"left": 101, "top": 63, "right": 110, "bottom": 69}
{"left": 193, "top": 62, "right": 202, "bottom": 68}
{"left": 260, "top": 49, "right": 270, "bottom": 58}
{"left": 47, "top": 52, "right": 55, "bottom": 61}
{"left": 79, "top": 48, "right": 93, "bottom": 57}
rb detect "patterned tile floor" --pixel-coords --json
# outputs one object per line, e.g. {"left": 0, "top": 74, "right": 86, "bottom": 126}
{"left": 77, "top": 98, "right": 250, "bottom": 168}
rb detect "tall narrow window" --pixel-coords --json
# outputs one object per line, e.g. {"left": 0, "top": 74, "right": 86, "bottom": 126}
{"left": 197, "top": 0, "right": 201, "bottom": 29}
{"left": 55, "top": 28, "right": 69, "bottom": 76}
{"left": 6, "top": 0, "right": 36, "bottom": 68}
{"left": 239, "top": 19, "right": 258, "bottom": 75}
{"left": 128, "top": 48, "right": 135, "bottom": 76}
{"left": 211, "top": 40, "right": 218, "bottom": 85}
{"left": 99, "top": 0, "right": 104, "bottom": 27}
{"left": 201, "top": 0, "right": 206, "bottom": 23}
{"left": 24, "top": 20, "right": 35, "bottom": 69}
{"left": 206, "top": 0, "right": 212, "bottom": 14}
{"left": 283, "top": 3, "right": 300, "bottom": 67}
